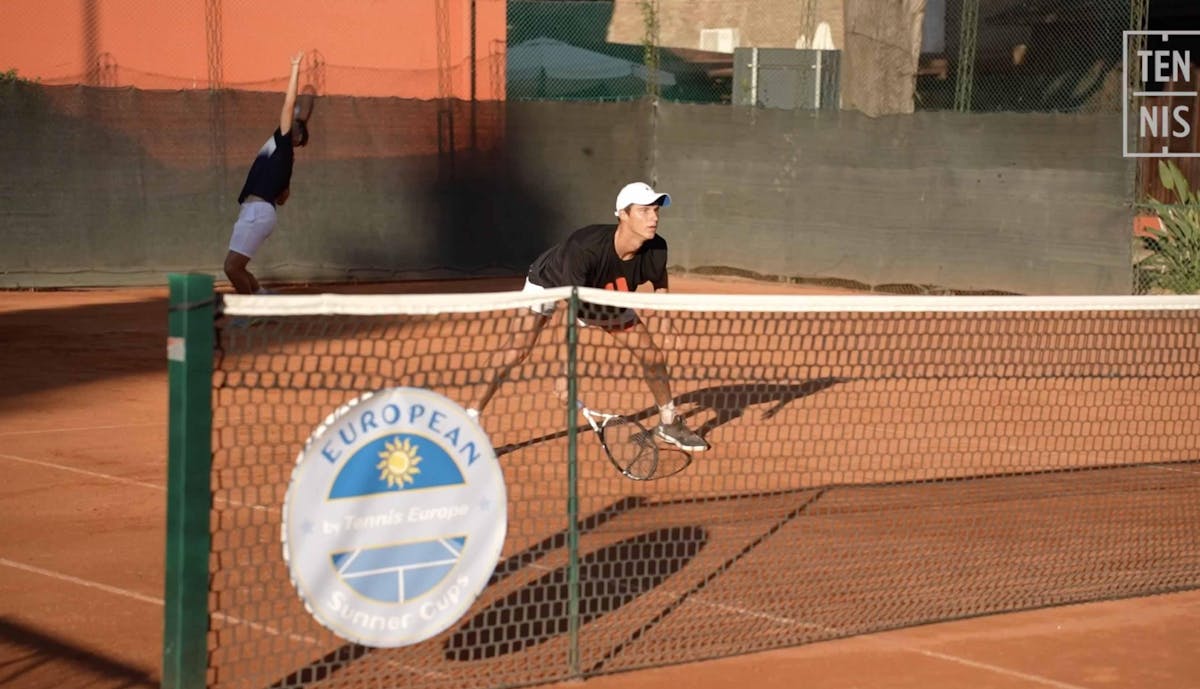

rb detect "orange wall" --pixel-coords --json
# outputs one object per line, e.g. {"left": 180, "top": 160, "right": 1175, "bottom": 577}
{"left": 0, "top": 0, "right": 506, "bottom": 99}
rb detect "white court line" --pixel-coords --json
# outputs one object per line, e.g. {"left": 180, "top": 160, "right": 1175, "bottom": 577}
{"left": 2, "top": 553, "right": 1089, "bottom": 687}
{"left": 344, "top": 559, "right": 460, "bottom": 580}
{"left": 336, "top": 549, "right": 362, "bottom": 575}
{"left": 0, "top": 555, "right": 445, "bottom": 678}
{"left": 0, "top": 452, "right": 165, "bottom": 492}
{"left": 1, "top": 557, "right": 163, "bottom": 606}
{"left": 624, "top": 584, "right": 1097, "bottom": 688}
{"left": 616, "top": 582, "right": 1092, "bottom": 687}
{"left": 0, "top": 422, "right": 161, "bottom": 438}
{"left": 1152, "top": 463, "right": 1200, "bottom": 476}
{"left": 671, "top": 593, "right": 1095, "bottom": 689}
{"left": 887, "top": 645, "right": 1095, "bottom": 689}
{"left": 1, "top": 447, "right": 1113, "bottom": 686}
{"left": 0, "top": 452, "right": 274, "bottom": 513}
{"left": 1, "top": 556, "right": 317, "bottom": 645}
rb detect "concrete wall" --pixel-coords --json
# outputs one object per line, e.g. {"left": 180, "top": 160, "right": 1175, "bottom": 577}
{"left": 0, "top": 85, "right": 1131, "bottom": 294}
{"left": 653, "top": 102, "right": 1131, "bottom": 294}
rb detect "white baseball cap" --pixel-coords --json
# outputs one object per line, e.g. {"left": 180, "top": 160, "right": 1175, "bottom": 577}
{"left": 614, "top": 182, "right": 671, "bottom": 217}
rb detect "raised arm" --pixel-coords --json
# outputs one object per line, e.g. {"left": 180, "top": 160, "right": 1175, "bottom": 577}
{"left": 280, "top": 51, "right": 304, "bottom": 134}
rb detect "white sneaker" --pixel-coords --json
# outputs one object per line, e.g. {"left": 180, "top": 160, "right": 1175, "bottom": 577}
{"left": 656, "top": 419, "right": 709, "bottom": 452}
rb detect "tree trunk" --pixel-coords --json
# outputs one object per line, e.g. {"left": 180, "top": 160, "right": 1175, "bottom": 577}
{"left": 842, "top": 0, "right": 926, "bottom": 116}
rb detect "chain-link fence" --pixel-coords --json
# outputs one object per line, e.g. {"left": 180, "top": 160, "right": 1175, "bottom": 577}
{"left": 1, "top": 0, "right": 508, "bottom": 99}
{"left": 507, "top": 0, "right": 1144, "bottom": 113}
{"left": 918, "top": 0, "right": 1133, "bottom": 113}
{"left": 1, "top": 0, "right": 1152, "bottom": 110}
{"left": 507, "top": 1, "right": 731, "bottom": 103}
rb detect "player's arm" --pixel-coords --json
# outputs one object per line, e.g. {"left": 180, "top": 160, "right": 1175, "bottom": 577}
{"left": 652, "top": 249, "right": 670, "bottom": 293}
{"left": 280, "top": 51, "right": 304, "bottom": 135}
{"left": 652, "top": 254, "right": 674, "bottom": 344}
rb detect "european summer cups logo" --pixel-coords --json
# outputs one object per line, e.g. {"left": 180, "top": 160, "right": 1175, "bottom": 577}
{"left": 282, "top": 387, "right": 507, "bottom": 647}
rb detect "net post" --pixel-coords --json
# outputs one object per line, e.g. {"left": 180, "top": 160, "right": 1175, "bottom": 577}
{"left": 162, "top": 273, "right": 215, "bottom": 689}
{"left": 565, "top": 287, "right": 582, "bottom": 678}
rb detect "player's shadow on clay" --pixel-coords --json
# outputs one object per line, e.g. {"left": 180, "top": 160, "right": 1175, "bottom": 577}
{"left": 444, "top": 525, "right": 709, "bottom": 661}
{"left": 494, "top": 377, "right": 847, "bottom": 456}
{"left": 666, "top": 377, "right": 849, "bottom": 437}
{"left": 260, "top": 524, "right": 708, "bottom": 684}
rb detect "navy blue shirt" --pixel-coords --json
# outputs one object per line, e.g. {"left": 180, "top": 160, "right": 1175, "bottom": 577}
{"left": 237, "top": 128, "right": 294, "bottom": 204}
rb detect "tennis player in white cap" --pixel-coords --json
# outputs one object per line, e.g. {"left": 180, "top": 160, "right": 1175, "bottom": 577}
{"left": 468, "top": 181, "right": 709, "bottom": 452}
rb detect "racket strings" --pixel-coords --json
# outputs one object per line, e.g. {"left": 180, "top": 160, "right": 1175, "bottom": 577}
{"left": 601, "top": 417, "right": 659, "bottom": 479}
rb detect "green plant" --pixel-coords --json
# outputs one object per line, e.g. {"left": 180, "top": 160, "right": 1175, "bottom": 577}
{"left": 0, "top": 68, "right": 36, "bottom": 84}
{"left": 1136, "top": 160, "right": 1200, "bottom": 294}
{"left": 640, "top": 0, "right": 660, "bottom": 98}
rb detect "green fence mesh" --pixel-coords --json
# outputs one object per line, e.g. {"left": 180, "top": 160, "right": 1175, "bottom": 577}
{"left": 507, "top": 1, "right": 730, "bottom": 103}
{"left": 3, "top": 0, "right": 1154, "bottom": 111}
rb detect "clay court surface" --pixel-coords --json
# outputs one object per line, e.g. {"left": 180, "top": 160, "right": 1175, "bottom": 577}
{"left": 2, "top": 274, "right": 1199, "bottom": 689}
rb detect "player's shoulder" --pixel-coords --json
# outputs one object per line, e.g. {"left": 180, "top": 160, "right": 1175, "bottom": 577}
{"left": 566, "top": 223, "right": 616, "bottom": 248}
{"left": 570, "top": 223, "right": 615, "bottom": 238}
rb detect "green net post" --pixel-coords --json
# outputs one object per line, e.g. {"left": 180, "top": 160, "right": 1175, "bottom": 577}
{"left": 565, "top": 287, "right": 581, "bottom": 678}
{"left": 162, "top": 274, "right": 215, "bottom": 689}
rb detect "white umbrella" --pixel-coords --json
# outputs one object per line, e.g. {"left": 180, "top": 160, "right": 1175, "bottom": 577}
{"left": 507, "top": 37, "right": 676, "bottom": 97}
{"left": 812, "top": 22, "right": 836, "bottom": 50}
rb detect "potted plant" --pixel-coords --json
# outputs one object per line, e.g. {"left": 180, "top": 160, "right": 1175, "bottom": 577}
{"left": 1136, "top": 160, "right": 1200, "bottom": 295}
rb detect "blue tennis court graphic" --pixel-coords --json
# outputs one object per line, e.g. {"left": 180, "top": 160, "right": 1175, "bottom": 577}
{"left": 332, "top": 537, "right": 467, "bottom": 603}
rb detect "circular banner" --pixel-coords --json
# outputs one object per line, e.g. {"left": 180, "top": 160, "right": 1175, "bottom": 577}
{"left": 282, "top": 387, "right": 506, "bottom": 647}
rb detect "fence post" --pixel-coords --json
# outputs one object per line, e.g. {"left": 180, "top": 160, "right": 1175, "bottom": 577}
{"left": 162, "top": 273, "right": 214, "bottom": 689}
{"left": 565, "top": 287, "right": 582, "bottom": 678}
{"left": 640, "top": 0, "right": 661, "bottom": 99}
{"left": 954, "top": 0, "right": 979, "bottom": 112}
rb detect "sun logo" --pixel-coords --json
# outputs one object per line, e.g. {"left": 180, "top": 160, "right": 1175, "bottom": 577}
{"left": 376, "top": 437, "right": 422, "bottom": 489}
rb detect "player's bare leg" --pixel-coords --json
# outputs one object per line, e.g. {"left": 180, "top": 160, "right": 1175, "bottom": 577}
{"left": 607, "top": 320, "right": 708, "bottom": 451}
{"left": 223, "top": 250, "right": 260, "bottom": 295}
{"left": 469, "top": 312, "right": 551, "bottom": 420}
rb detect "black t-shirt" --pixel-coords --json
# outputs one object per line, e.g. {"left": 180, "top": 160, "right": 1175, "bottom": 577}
{"left": 237, "top": 128, "right": 295, "bottom": 204}
{"left": 527, "top": 224, "right": 668, "bottom": 292}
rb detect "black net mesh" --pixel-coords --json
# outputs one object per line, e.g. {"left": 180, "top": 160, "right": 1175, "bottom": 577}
{"left": 206, "top": 291, "right": 1200, "bottom": 688}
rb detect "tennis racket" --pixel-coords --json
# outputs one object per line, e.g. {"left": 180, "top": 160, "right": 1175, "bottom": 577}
{"left": 291, "top": 84, "right": 316, "bottom": 148}
{"left": 576, "top": 399, "right": 694, "bottom": 480}
{"left": 576, "top": 399, "right": 659, "bottom": 480}
{"left": 294, "top": 84, "right": 317, "bottom": 122}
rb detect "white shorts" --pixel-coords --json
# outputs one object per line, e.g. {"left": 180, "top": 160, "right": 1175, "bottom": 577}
{"left": 229, "top": 201, "right": 277, "bottom": 258}
{"left": 522, "top": 278, "right": 638, "bottom": 330}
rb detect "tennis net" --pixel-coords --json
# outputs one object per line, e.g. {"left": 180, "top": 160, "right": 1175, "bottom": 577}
{"left": 171, "top": 282, "right": 1200, "bottom": 689}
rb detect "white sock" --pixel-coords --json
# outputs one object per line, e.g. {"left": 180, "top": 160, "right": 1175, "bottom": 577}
{"left": 658, "top": 402, "right": 676, "bottom": 425}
